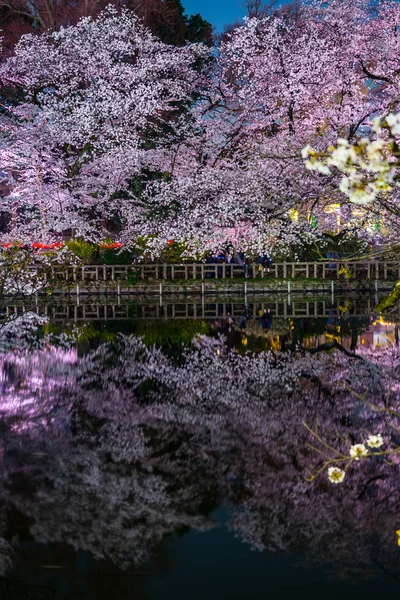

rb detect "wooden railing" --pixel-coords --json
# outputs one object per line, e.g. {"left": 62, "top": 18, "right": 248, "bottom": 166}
{"left": 26, "top": 261, "right": 400, "bottom": 282}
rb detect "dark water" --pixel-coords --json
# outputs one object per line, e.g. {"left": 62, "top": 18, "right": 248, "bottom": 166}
{"left": 1, "top": 295, "right": 400, "bottom": 599}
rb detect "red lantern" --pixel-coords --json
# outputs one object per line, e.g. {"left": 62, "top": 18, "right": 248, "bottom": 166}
{"left": 99, "top": 242, "right": 122, "bottom": 249}
{"left": 32, "top": 242, "right": 64, "bottom": 249}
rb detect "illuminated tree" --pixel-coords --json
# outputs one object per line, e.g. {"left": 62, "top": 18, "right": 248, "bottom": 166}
{"left": 0, "top": 7, "right": 209, "bottom": 242}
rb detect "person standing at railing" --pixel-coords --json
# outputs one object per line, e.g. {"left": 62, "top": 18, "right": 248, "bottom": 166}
{"left": 259, "top": 252, "right": 272, "bottom": 273}
{"left": 205, "top": 252, "right": 215, "bottom": 279}
{"left": 237, "top": 250, "right": 249, "bottom": 278}
{"left": 327, "top": 250, "right": 338, "bottom": 269}
{"left": 226, "top": 251, "right": 234, "bottom": 277}
{"left": 216, "top": 249, "right": 225, "bottom": 278}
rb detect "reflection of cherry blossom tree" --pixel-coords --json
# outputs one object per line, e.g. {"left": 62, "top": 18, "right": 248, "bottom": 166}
{"left": 0, "top": 319, "right": 400, "bottom": 579}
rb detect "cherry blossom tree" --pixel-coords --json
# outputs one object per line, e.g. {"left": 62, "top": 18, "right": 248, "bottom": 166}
{"left": 0, "top": 7, "right": 209, "bottom": 242}
{"left": 2, "top": 0, "right": 400, "bottom": 254}
{"left": 0, "top": 0, "right": 212, "bottom": 57}
{"left": 144, "top": 0, "right": 400, "bottom": 254}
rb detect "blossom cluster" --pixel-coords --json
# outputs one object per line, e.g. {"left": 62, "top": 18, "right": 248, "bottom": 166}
{"left": 302, "top": 116, "right": 400, "bottom": 206}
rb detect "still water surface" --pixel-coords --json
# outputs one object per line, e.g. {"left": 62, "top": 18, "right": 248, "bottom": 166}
{"left": 1, "top": 295, "right": 399, "bottom": 599}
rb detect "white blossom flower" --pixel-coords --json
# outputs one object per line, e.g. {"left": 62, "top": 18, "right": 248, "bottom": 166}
{"left": 366, "top": 139, "right": 387, "bottom": 172}
{"left": 339, "top": 175, "right": 377, "bottom": 205}
{"left": 327, "top": 467, "right": 345, "bottom": 484}
{"left": 366, "top": 434, "right": 384, "bottom": 449}
{"left": 301, "top": 145, "right": 315, "bottom": 160}
{"left": 350, "top": 444, "right": 368, "bottom": 460}
{"left": 305, "top": 160, "right": 332, "bottom": 175}
{"left": 371, "top": 116, "right": 383, "bottom": 133}
{"left": 386, "top": 113, "right": 400, "bottom": 135}
{"left": 328, "top": 138, "right": 358, "bottom": 172}
{"left": 302, "top": 145, "right": 332, "bottom": 174}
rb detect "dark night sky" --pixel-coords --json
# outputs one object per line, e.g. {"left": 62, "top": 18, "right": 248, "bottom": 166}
{"left": 182, "top": 0, "right": 293, "bottom": 31}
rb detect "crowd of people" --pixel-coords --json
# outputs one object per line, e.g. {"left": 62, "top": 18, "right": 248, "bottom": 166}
{"left": 205, "top": 249, "right": 272, "bottom": 278}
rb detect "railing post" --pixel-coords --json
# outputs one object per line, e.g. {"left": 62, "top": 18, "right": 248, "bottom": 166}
{"left": 163, "top": 264, "right": 167, "bottom": 280}
{"left": 283, "top": 262, "right": 287, "bottom": 279}
{"left": 322, "top": 263, "right": 326, "bottom": 279}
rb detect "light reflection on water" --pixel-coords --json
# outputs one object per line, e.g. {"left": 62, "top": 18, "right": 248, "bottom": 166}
{"left": 0, "top": 297, "right": 399, "bottom": 599}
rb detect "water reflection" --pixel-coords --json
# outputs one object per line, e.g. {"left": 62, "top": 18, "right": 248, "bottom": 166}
{"left": 3, "top": 295, "right": 399, "bottom": 354}
{"left": 0, "top": 303, "right": 399, "bottom": 598}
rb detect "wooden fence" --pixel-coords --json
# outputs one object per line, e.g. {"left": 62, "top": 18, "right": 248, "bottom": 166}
{"left": 26, "top": 261, "right": 400, "bottom": 283}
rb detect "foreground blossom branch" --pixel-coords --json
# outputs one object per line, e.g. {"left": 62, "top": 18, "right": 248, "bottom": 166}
{"left": 302, "top": 114, "right": 400, "bottom": 208}
{"left": 303, "top": 420, "right": 400, "bottom": 484}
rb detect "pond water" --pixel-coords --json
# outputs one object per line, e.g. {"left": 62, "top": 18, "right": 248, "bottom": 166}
{"left": 1, "top": 294, "right": 400, "bottom": 599}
